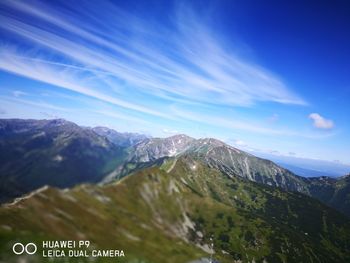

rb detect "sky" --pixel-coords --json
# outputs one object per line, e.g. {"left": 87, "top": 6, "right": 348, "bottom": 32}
{"left": 0, "top": 0, "right": 349, "bottom": 164}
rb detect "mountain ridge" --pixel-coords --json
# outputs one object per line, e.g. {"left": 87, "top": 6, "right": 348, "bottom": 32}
{"left": 91, "top": 126, "right": 149, "bottom": 147}
{"left": 1, "top": 118, "right": 349, "bottom": 218}
{"left": 119, "top": 133, "right": 310, "bottom": 194}
{"left": 0, "top": 118, "right": 126, "bottom": 203}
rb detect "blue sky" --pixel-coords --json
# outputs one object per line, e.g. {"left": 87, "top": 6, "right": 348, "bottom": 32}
{"left": 0, "top": 0, "right": 349, "bottom": 164}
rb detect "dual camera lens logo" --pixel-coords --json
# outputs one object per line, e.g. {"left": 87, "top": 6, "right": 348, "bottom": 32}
{"left": 12, "top": 243, "right": 37, "bottom": 255}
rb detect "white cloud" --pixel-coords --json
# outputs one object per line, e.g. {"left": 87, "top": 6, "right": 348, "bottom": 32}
{"left": 309, "top": 113, "right": 334, "bottom": 129}
{"left": 0, "top": 0, "right": 306, "bottom": 111}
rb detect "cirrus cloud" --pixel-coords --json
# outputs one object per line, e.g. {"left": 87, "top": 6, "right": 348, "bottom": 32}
{"left": 0, "top": 0, "right": 306, "bottom": 110}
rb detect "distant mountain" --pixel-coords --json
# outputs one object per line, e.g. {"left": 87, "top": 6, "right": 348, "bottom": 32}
{"left": 92, "top": 126, "right": 149, "bottom": 147}
{"left": 100, "top": 134, "right": 196, "bottom": 182}
{"left": 130, "top": 134, "right": 195, "bottom": 162}
{"left": 114, "top": 136, "right": 309, "bottom": 194}
{"left": 186, "top": 138, "right": 309, "bottom": 193}
{"left": 1, "top": 155, "right": 349, "bottom": 263}
{"left": 0, "top": 119, "right": 126, "bottom": 202}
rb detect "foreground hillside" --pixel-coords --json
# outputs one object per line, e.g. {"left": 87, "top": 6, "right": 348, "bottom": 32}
{"left": 1, "top": 156, "right": 350, "bottom": 263}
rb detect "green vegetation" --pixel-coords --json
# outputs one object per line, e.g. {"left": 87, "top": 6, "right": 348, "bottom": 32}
{"left": 1, "top": 155, "right": 350, "bottom": 262}
{"left": 309, "top": 175, "right": 350, "bottom": 218}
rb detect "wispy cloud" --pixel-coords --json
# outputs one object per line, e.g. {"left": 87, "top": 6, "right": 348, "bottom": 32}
{"left": 12, "top": 90, "right": 27, "bottom": 97}
{"left": 0, "top": 52, "right": 172, "bottom": 120}
{"left": 170, "top": 105, "right": 336, "bottom": 139}
{"left": 309, "top": 113, "right": 334, "bottom": 129}
{"left": 0, "top": 0, "right": 306, "bottom": 115}
{"left": 0, "top": 96, "right": 70, "bottom": 112}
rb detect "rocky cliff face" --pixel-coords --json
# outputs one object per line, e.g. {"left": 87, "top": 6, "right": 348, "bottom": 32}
{"left": 130, "top": 134, "right": 195, "bottom": 162}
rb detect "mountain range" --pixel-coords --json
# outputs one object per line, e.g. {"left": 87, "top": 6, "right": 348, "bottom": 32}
{"left": 91, "top": 126, "right": 149, "bottom": 147}
{"left": 0, "top": 119, "right": 126, "bottom": 203}
{"left": 0, "top": 118, "right": 350, "bottom": 262}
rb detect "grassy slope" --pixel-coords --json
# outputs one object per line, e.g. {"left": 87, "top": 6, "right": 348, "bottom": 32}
{"left": 0, "top": 156, "right": 350, "bottom": 263}
{"left": 167, "top": 156, "right": 350, "bottom": 263}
